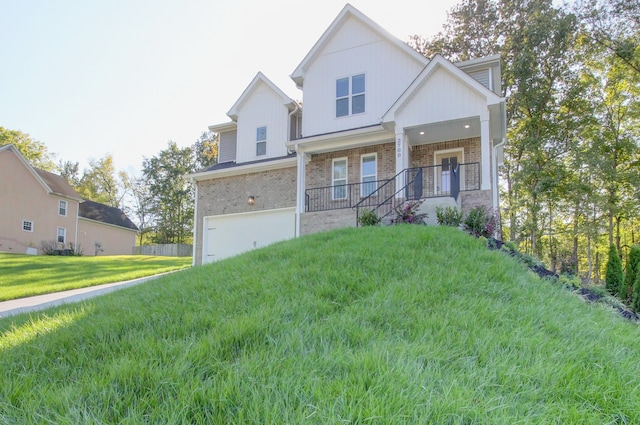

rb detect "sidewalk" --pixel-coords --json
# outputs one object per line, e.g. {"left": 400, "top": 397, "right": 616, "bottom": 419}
{"left": 0, "top": 272, "right": 172, "bottom": 318}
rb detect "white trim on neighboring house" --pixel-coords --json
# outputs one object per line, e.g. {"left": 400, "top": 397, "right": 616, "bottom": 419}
{"left": 22, "top": 219, "right": 33, "bottom": 232}
{"left": 74, "top": 202, "right": 80, "bottom": 248}
{"left": 77, "top": 217, "right": 139, "bottom": 233}
{"left": 57, "top": 226, "right": 66, "bottom": 244}
{"left": 58, "top": 199, "right": 68, "bottom": 216}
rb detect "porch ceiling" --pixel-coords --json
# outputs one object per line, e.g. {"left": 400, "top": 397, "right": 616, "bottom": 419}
{"left": 405, "top": 117, "right": 480, "bottom": 145}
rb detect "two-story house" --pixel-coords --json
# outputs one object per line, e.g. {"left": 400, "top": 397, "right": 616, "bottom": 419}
{"left": 188, "top": 3, "right": 506, "bottom": 265}
{"left": 0, "top": 144, "right": 138, "bottom": 256}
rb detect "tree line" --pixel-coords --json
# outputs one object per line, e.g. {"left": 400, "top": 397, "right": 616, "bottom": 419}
{"left": 1, "top": 126, "right": 218, "bottom": 246}
{"left": 410, "top": 0, "right": 639, "bottom": 281}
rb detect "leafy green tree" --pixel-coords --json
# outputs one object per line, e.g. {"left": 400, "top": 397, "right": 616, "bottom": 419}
{"left": 193, "top": 130, "right": 219, "bottom": 170}
{"left": 409, "top": 0, "right": 582, "bottom": 260}
{"left": 632, "top": 268, "right": 640, "bottom": 312}
{"left": 142, "top": 141, "right": 195, "bottom": 245}
{"left": 605, "top": 244, "right": 624, "bottom": 296}
{"left": 623, "top": 245, "right": 640, "bottom": 303}
{"left": 58, "top": 160, "right": 81, "bottom": 187}
{"left": 75, "top": 154, "right": 129, "bottom": 209}
{"left": 574, "top": 0, "right": 640, "bottom": 75}
{"left": 0, "top": 126, "right": 56, "bottom": 171}
{"left": 126, "top": 173, "right": 154, "bottom": 245}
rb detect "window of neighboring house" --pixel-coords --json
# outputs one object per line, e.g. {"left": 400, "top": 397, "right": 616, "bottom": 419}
{"left": 57, "top": 227, "right": 66, "bottom": 244}
{"left": 256, "top": 126, "right": 267, "bottom": 156}
{"left": 361, "top": 153, "right": 377, "bottom": 197}
{"left": 336, "top": 74, "right": 365, "bottom": 117}
{"left": 332, "top": 158, "right": 348, "bottom": 200}
{"left": 22, "top": 220, "right": 33, "bottom": 232}
{"left": 59, "top": 200, "right": 68, "bottom": 216}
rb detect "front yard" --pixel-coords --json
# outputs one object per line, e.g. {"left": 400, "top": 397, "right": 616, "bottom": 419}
{"left": 0, "top": 253, "right": 191, "bottom": 301}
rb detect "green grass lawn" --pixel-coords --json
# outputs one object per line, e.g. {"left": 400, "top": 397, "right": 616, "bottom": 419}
{"left": 1, "top": 226, "right": 639, "bottom": 424}
{"left": 0, "top": 253, "right": 191, "bottom": 301}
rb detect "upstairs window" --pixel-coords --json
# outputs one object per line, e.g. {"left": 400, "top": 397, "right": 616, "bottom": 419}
{"left": 336, "top": 74, "right": 365, "bottom": 117}
{"left": 256, "top": 126, "right": 267, "bottom": 156}
{"left": 59, "top": 200, "right": 68, "bottom": 216}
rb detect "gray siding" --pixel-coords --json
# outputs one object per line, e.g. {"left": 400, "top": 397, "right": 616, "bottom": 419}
{"left": 218, "top": 130, "right": 237, "bottom": 163}
{"left": 468, "top": 68, "right": 491, "bottom": 90}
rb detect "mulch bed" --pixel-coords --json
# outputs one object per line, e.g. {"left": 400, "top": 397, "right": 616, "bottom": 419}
{"left": 487, "top": 237, "right": 640, "bottom": 323}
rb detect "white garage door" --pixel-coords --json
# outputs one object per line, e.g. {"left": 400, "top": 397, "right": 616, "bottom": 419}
{"left": 203, "top": 207, "right": 296, "bottom": 263}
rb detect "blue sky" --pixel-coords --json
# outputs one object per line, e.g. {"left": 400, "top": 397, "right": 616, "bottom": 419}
{"left": 0, "top": 0, "right": 458, "bottom": 173}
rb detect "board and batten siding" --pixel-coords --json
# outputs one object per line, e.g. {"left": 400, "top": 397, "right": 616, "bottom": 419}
{"left": 218, "top": 130, "right": 237, "bottom": 163}
{"left": 235, "top": 82, "right": 291, "bottom": 163}
{"left": 394, "top": 66, "right": 489, "bottom": 131}
{"left": 301, "top": 15, "right": 424, "bottom": 137}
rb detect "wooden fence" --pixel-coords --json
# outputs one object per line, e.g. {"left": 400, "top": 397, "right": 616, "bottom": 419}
{"left": 132, "top": 244, "right": 193, "bottom": 257}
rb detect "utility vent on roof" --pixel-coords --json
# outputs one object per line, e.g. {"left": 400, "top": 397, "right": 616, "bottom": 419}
{"left": 468, "top": 68, "right": 491, "bottom": 90}
{"left": 218, "top": 130, "right": 237, "bottom": 163}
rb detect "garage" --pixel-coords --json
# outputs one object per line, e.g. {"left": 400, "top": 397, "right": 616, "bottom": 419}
{"left": 203, "top": 207, "right": 296, "bottom": 263}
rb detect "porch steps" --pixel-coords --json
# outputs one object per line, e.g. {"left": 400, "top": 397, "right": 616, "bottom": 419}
{"left": 416, "top": 197, "right": 461, "bottom": 226}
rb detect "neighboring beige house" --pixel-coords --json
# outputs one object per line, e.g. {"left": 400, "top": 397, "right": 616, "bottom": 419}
{"left": 0, "top": 144, "right": 138, "bottom": 256}
{"left": 77, "top": 200, "right": 138, "bottom": 256}
{"left": 187, "top": 3, "right": 507, "bottom": 265}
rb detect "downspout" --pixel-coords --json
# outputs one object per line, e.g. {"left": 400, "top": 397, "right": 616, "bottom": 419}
{"left": 288, "top": 103, "right": 301, "bottom": 141}
{"left": 288, "top": 103, "right": 302, "bottom": 238}
{"left": 74, "top": 200, "right": 80, "bottom": 249}
{"left": 190, "top": 176, "right": 198, "bottom": 267}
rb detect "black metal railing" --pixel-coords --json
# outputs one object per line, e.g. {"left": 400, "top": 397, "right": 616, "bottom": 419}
{"left": 305, "top": 178, "right": 393, "bottom": 212}
{"left": 305, "top": 163, "right": 480, "bottom": 213}
{"left": 404, "top": 162, "right": 480, "bottom": 199}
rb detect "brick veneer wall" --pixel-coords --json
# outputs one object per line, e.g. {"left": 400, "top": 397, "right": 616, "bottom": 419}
{"left": 194, "top": 166, "right": 297, "bottom": 264}
{"left": 410, "top": 137, "right": 482, "bottom": 168}
{"left": 306, "top": 142, "right": 396, "bottom": 189}
{"left": 300, "top": 209, "right": 358, "bottom": 235}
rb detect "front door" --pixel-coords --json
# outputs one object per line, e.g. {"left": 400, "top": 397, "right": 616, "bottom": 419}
{"left": 435, "top": 151, "right": 463, "bottom": 196}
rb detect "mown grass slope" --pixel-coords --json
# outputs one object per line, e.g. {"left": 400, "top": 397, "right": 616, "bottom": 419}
{"left": 1, "top": 226, "right": 639, "bottom": 424}
{"left": 0, "top": 253, "right": 191, "bottom": 301}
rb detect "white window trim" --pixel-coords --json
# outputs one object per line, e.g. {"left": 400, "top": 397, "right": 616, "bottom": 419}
{"left": 434, "top": 148, "right": 465, "bottom": 194}
{"left": 360, "top": 153, "right": 377, "bottom": 198}
{"left": 332, "top": 157, "right": 348, "bottom": 200}
{"left": 335, "top": 73, "right": 366, "bottom": 118}
{"left": 57, "top": 227, "right": 66, "bottom": 244}
{"left": 59, "top": 199, "right": 68, "bottom": 217}
{"left": 22, "top": 220, "right": 33, "bottom": 232}
{"left": 256, "top": 126, "right": 267, "bottom": 156}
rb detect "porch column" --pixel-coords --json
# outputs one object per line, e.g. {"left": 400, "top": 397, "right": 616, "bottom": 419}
{"left": 295, "top": 149, "right": 309, "bottom": 236}
{"left": 481, "top": 118, "right": 491, "bottom": 190}
{"left": 395, "top": 132, "right": 409, "bottom": 197}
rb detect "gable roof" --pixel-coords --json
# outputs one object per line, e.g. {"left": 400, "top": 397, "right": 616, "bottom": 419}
{"left": 0, "top": 144, "right": 83, "bottom": 201}
{"left": 290, "top": 3, "right": 428, "bottom": 88}
{"left": 34, "top": 168, "right": 83, "bottom": 200}
{"left": 382, "top": 54, "right": 504, "bottom": 123}
{"left": 227, "top": 72, "right": 297, "bottom": 121}
{"left": 79, "top": 200, "right": 139, "bottom": 231}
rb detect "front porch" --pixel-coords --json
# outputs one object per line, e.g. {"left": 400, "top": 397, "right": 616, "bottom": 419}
{"left": 304, "top": 162, "right": 480, "bottom": 213}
